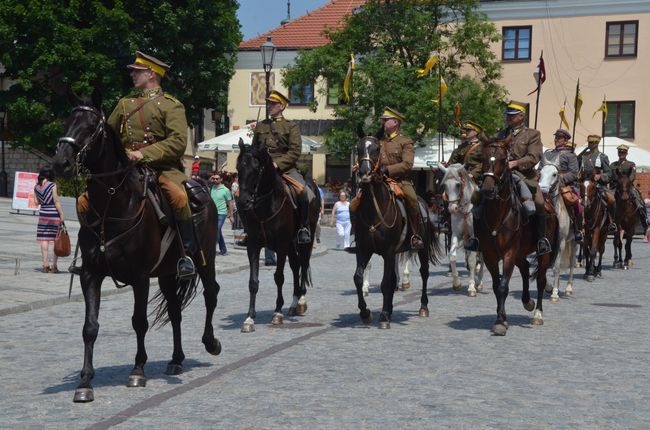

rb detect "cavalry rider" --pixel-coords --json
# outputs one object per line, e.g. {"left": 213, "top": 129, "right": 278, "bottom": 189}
{"left": 610, "top": 144, "right": 650, "bottom": 233}
{"left": 465, "top": 101, "right": 551, "bottom": 256}
{"left": 71, "top": 51, "right": 196, "bottom": 279}
{"left": 374, "top": 106, "right": 424, "bottom": 250}
{"left": 250, "top": 90, "right": 314, "bottom": 244}
{"left": 577, "top": 134, "right": 616, "bottom": 231}
{"left": 540, "top": 129, "right": 582, "bottom": 242}
{"left": 447, "top": 120, "right": 484, "bottom": 181}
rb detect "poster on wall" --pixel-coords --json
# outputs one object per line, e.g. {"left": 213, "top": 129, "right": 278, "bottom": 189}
{"left": 250, "top": 72, "right": 275, "bottom": 106}
{"left": 11, "top": 171, "right": 39, "bottom": 211}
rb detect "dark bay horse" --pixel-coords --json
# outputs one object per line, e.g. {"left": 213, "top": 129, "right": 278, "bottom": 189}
{"left": 613, "top": 174, "right": 637, "bottom": 270}
{"left": 580, "top": 179, "right": 608, "bottom": 281}
{"left": 478, "top": 137, "right": 558, "bottom": 335}
{"left": 235, "top": 139, "right": 321, "bottom": 333}
{"left": 352, "top": 136, "right": 441, "bottom": 329}
{"left": 52, "top": 91, "right": 221, "bottom": 402}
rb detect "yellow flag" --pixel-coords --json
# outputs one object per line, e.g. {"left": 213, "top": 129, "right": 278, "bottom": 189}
{"left": 454, "top": 100, "right": 461, "bottom": 126}
{"left": 342, "top": 53, "right": 355, "bottom": 103}
{"left": 416, "top": 51, "right": 439, "bottom": 78}
{"left": 592, "top": 99, "right": 608, "bottom": 123}
{"left": 574, "top": 87, "right": 583, "bottom": 122}
{"left": 559, "top": 107, "right": 571, "bottom": 129}
{"left": 432, "top": 76, "right": 448, "bottom": 104}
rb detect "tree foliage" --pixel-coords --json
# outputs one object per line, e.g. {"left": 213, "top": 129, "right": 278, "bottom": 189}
{"left": 0, "top": 0, "right": 241, "bottom": 152}
{"left": 283, "top": 0, "right": 507, "bottom": 159}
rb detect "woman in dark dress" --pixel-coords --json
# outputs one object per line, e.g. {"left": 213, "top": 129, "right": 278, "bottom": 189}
{"left": 34, "top": 167, "right": 65, "bottom": 273}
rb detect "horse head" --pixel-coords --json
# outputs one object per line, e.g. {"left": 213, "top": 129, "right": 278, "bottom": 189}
{"left": 581, "top": 179, "right": 597, "bottom": 210}
{"left": 236, "top": 138, "right": 275, "bottom": 211}
{"left": 480, "top": 133, "right": 512, "bottom": 199}
{"left": 538, "top": 164, "right": 561, "bottom": 195}
{"left": 356, "top": 135, "right": 381, "bottom": 184}
{"left": 53, "top": 86, "right": 106, "bottom": 179}
{"left": 439, "top": 163, "right": 469, "bottom": 213}
{"left": 616, "top": 174, "right": 632, "bottom": 201}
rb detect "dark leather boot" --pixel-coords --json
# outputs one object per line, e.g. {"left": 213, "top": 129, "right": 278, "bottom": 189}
{"left": 407, "top": 205, "right": 424, "bottom": 250}
{"left": 296, "top": 191, "right": 312, "bottom": 244}
{"left": 535, "top": 209, "right": 551, "bottom": 256}
{"left": 177, "top": 219, "right": 196, "bottom": 280}
{"left": 574, "top": 209, "right": 583, "bottom": 243}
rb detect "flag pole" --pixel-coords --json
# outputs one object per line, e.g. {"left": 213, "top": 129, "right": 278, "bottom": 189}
{"left": 438, "top": 62, "right": 443, "bottom": 163}
{"left": 571, "top": 78, "right": 580, "bottom": 147}
{"left": 601, "top": 95, "right": 606, "bottom": 153}
{"left": 533, "top": 51, "right": 543, "bottom": 130}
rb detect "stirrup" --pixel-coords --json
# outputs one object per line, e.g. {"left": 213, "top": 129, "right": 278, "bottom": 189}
{"left": 574, "top": 231, "right": 583, "bottom": 243}
{"left": 297, "top": 227, "right": 311, "bottom": 244}
{"left": 464, "top": 237, "right": 479, "bottom": 252}
{"left": 410, "top": 234, "right": 424, "bottom": 250}
{"left": 177, "top": 256, "right": 196, "bottom": 280}
{"left": 608, "top": 223, "right": 617, "bottom": 233}
{"left": 68, "top": 265, "right": 82, "bottom": 276}
{"left": 537, "top": 238, "right": 552, "bottom": 256}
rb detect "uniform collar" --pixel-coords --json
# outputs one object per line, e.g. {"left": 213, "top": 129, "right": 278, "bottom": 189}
{"left": 271, "top": 115, "right": 284, "bottom": 122}
{"left": 512, "top": 126, "right": 524, "bottom": 136}
{"left": 141, "top": 87, "right": 163, "bottom": 98}
{"left": 462, "top": 138, "right": 479, "bottom": 145}
{"left": 387, "top": 131, "right": 399, "bottom": 140}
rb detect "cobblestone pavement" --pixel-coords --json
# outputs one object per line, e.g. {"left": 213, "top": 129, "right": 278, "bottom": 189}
{"left": 1, "top": 195, "right": 649, "bottom": 429}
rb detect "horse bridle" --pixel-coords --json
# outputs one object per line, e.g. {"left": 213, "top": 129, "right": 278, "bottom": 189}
{"left": 358, "top": 138, "right": 381, "bottom": 177}
{"left": 58, "top": 106, "right": 106, "bottom": 169}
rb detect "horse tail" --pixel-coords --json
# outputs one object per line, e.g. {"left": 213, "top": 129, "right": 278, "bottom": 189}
{"left": 149, "top": 277, "right": 199, "bottom": 328}
{"left": 426, "top": 215, "right": 444, "bottom": 266}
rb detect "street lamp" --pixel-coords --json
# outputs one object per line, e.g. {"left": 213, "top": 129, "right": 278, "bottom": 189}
{"left": 260, "top": 37, "right": 277, "bottom": 120}
{"left": 0, "top": 108, "right": 7, "bottom": 197}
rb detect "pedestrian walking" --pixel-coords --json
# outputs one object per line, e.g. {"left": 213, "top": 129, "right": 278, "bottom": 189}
{"left": 644, "top": 191, "right": 650, "bottom": 242}
{"left": 315, "top": 184, "right": 324, "bottom": 244}
{"left": 331, "top": 191, "right": 351, "bottom": 248}
{"left": 34, "top": 167, "right": 65, "bottom": 273}
{"left": 209, "top": 173, "right": 233, "bottom": 255}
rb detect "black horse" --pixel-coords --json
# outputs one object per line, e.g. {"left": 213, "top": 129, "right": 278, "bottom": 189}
{"left": 235, "top": 139, "right": 321, "bottom": 333}
{"left": 352, "top": 135, "right": 442, "bottom": 329}
{"left": 52, "top": 90, "right": 221, "bottom": 403}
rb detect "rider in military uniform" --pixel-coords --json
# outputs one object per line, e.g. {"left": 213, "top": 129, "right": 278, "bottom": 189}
{"left": 540, "top": 129, "right": 582, "bottom": 242}
{"left": 375, "top": 107, "right": 424, "bottom": 250}
{"left": 610, "top": 144, "right": 650, "bottom": 232}
{"left": 447, "top": 120, "right": 484, "bottom": 180}
{"left": 465, "top": 102, "right": 551, "bottom": 255}
{"left": 104, "top": 51, "right": 195, "bottom": 279}
{"left": 577, "top": 134, "right": 616, "bottom": 231}
{"left": 251, "top": 90, "right": 314, "bottom": 244}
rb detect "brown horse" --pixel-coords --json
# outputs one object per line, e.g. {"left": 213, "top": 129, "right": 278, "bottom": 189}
{"left": 580, "top": 179, "right": 608, "bottom": 281}
{"left": 478, "top": 137, "right": 558, "bottom": 335}
{"left": 613, "top": 174, "right": 637, "bottom": 270}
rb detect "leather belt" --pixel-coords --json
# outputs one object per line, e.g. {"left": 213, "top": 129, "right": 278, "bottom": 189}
{"left": 128, "top": 142, "right": 152, "bottom": 151}
{"left": 268, "top": 147, "right": 289, "bottom": 154}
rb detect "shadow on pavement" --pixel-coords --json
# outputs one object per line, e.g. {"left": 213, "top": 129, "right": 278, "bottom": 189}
{"left": 446, "top": 314, "right": 532, "bottom": 331}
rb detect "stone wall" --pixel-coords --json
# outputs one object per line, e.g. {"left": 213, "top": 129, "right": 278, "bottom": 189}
{"left": 4, "top": 145, "right": 52, "bottom": 197}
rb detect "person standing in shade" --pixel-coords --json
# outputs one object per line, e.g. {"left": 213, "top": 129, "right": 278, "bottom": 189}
{"left": 331, "top": 191, "right": 351, "bottom": 249}
{"left": 34, "top": 167, "right": 65, "bottom": 273}
{"left": 210, "top": 173, "right": 233, "bottom": 255}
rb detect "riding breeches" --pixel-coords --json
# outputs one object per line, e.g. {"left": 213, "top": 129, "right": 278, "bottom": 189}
{"left": 157, "top": 170, "right": 191, "bottom": 220}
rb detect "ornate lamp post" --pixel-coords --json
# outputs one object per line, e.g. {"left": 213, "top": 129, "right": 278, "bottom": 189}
{"left": 260, "top": 37, "right": 277, "bottom": 120}
{"left": 0, "top": 108, "right": 7, "bottom": 197}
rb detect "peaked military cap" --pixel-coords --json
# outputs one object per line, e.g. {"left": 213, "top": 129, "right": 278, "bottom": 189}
{"left": 380, "top": 106, "right": 406, "bottom": 122}
{"left": 126, "top": 51, "right": 170, "bottom": 77}
{"left": 553, "top": 129, "right": 571, "bottom": 139}
{"left": 462, "top": 120, "right": 483, "bottom": 133}
{"left": 587, "top": 134, "right": 602, "bottom": 143}
{"left": 505, "top": 101, "right": 527, "bottom": 115}
{"left": 617, "top": 144, "right": 630, "bottom": 152}
{"left": 266, "top": 90, "right": 290, "bottom": 106}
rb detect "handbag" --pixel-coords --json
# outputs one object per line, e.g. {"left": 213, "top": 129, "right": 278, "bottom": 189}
{"left": 54, "top": 223, "right": 71, "bottom": 257}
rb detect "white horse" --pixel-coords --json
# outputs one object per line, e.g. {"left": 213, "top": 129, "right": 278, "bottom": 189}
{"left": 438, "top": 164, "right": 484, "bottom": 297}
{"left": 362, "top": 254, "right": 411, "bottom": 296}
{"left": 538, "top": 164, "right": 576, "bottom": 301}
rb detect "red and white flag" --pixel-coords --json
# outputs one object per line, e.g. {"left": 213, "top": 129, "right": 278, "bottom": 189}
{"left": 527, "top": 55, "right": 546, "bottom": 95}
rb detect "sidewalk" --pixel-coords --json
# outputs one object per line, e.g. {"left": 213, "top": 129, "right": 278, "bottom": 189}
{"left": 0, "top": 197, "right": 329, "bottom": 316}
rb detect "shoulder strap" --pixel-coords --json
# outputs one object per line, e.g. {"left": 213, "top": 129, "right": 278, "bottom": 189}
{"left": 124, "top": 93, "right": 163, "bottom": 122}
{"left": 463, "top": 142, "right": 481, "bottom": 165}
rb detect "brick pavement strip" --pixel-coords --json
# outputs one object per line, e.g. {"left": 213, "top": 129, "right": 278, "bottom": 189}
{"left": 1, "top": 197, "right": 650, "bottom": 428}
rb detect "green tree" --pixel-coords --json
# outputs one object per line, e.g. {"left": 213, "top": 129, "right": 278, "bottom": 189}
{"left": 0, "top": 0, "right": 241, "bottom": 153}
{"left": 283, "top": 0, "right": 506, "bottom": 159}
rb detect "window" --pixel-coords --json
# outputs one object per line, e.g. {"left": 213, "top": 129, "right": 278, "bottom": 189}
{"left": 502, "top": 26, "right": 532, "bottom": 61}
{"left": 606, "top": 21, "right": 638, "bottom": 57}
{"left": 288, "top": 83, "right": 314, "bottom": 105}
{"left": 604, "top": 101, "right": 635, "bottom": 138}
{"left": 327, "top": 83, "right": 341, "bottom": 106}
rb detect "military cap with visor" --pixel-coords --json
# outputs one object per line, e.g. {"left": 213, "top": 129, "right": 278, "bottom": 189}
{"left": 617, "top": 144, "right": 630, "bottom": 152}
{"left": 266, "top": 90, "right": 290, "bottom": 106}
{"left": 379, "top": 106, "right": 406, "bottom": 122}
{"left": 587, "top": 134, "right": 602, "bottom": 143}
{"left": 462, "top": 120, "right": 483, "bottom": 133}
{"left": 126, "top": 51, "right": 170, "bottom": 77}
{"left": 553, "top": 129, "right": 571, "bottom": 140}
{"left": 505, "top": 101, "right": 527, "bottom": 115}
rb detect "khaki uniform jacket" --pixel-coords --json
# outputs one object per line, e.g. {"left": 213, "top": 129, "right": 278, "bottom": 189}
{"left": 540, "top": 148, "right": 579, "bottom": 186}
{"left": 448, "top": 140, "right": 483, "bottom": 177}
{"left": 252, "top": 117, "right": 301, "bottom": 174}
{"left": 107, "top": 89, "right": 188, "bottom": 185}
{"left": 611, "top": 159, "right": 636, "bottom": 184}
{"left": 578, "top": 149, "right": 611, "bottom": 185}
{"left": 508, "top": 127, "right": 543, "bottom": 184}
{"left": 379, "top": 133, "right": 414, "bottom": 183}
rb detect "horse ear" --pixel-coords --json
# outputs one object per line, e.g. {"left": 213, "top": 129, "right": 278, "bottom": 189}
{"left": 238, "top": 137, "right": 246, "bottom": 152}
{"left": 66, "top": 85, "right": 83, "bottom": 107}
{"left": 91, "top": 86, "right": 102, "bottom": 110}
{"left": 356, "top": 124, "right": 365, "bottom": 139}
{"left": 438, "top": 164, "right": 447, "bottom": 174}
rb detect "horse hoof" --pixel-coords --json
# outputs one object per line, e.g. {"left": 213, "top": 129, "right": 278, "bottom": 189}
{"left": 296, "top": 303, "right": 307, "bottom": 316}
{"left": 544, "top": 285, "right": 553, "bottom": 293}
{"left": 531, "top": 317, "right": 544, "bottom": 326}
{"left": 587, "top": 275, "right": 595, "bottom": 282}
{"left": 523, "top": 300, "right": 535, "bottom": 312}
{"left": 126, "top": 374, "right": 146, "bottom": 387}
{"left": 565, "top": 287, "right": 573, "bottom": 297}
{"left": 165, "top": 363, "right": 183, "bottom": 376}
{"left": 550, "top": 295, "right": 559, "bottom": 303}
{"left": 401, "top": 282, "right": 410, "bottom": 290}
{"left": 207, "top": 338, "right": 222, "bottom": 356}
{"left": 73, "top": 388, "right": 94, "bottom": 403}
{"left": 623, "top": 265, "right": 629, "bottom": 271}
{"left": 419, "top": 308, "right": 429, "bottom": 317}
{"left": 287, "top": 307, "right": 297, "bottom": 316}
{"left": 271, "top": 313, "right": 283, "bottom": 325}
{"left": 363, "top": 290, "right": 369, "bottom": 297}
{"left": 360, "top": 309, "right": 372, "bottom": 323}
{"left": 467, "top": 290, "right": 477, "bottom": 297}
{"left": 452, "top": 282, "right": 462, "bottom": 291}
{"left": 477, "top": 283, "right": 484, "bottom": 291}
{"left": 491, "top": 323, "right": 507, "bottom": 336}
{"left": 241, "top": 322, "right": 255, "bottom": 333}
{"left": 378, "top": 320, "right": 390, "bottom": 329}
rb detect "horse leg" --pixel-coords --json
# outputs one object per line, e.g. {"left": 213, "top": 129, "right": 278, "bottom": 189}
{"left": 613, "top": 230, "right": 622, "bottom": 268}
{"left": 518, "top": 258, "right": 534, "bottom": 312}
{"left": 549, "top": 238, "right": 564, "bottom": 302}
{"left": 467, "top": 251, "right": 478, "bottom": 297}
{"left": 492, "top": 254, "right": 515, "bottom": 336}
{"left": 400, "top": 255, "right": 411, "bottom": 290}
{"left": 72, "top": 272, "right": 104, "bottom": 403}
{"left": 476, "top": 253, "right": 485, "bottom": 291}
{"left": 418, "top": 248, "right": 430, "bottom": 317}
{"left": 198, "top": 263, "right": 221, "bottom": 355}
{"left": 242, "top": 245, "right": 261, "bottom": 333}
{"left": 287, "top": 250, "right": 302, "bottom": 317}
{"left": 362, "top": 260, "right": 371, "bottom": 296}
{"left": 449, "top": 234, "right": 462, "bottom": 291}
{"left": 354, "top": 251, "right": 373, "bottom": 323}
{"left": 624, "top": 232, "right": 633, "bottom": 270}
{"left": 378, "top": 253, "right": 397, "bottom": 329}
{"left": 483, "top": 253, "right": 504, "bottom": 335}
{"left": 127, "top": 278, "right": 150, "bottom": 388}
{"left": 533, "top": 255, "right": 549, "bottom": 326}
{"left": 565, "top": 241, "right": 576, "bottom": 297}
{"left": 157, "top": 275, "right": 185, "bottom": 376}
